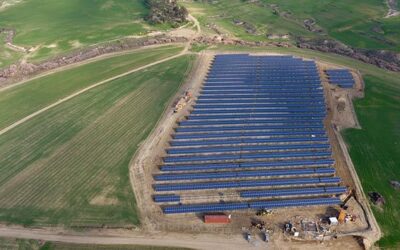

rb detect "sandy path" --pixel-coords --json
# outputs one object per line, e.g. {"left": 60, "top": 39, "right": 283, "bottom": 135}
{"left": 0, "top": 227, "right": 256, "bottom": 250}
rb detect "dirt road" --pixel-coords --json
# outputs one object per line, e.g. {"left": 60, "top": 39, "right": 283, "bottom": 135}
{"left": 0, "top": 227, "right": 259, "bottom": 250}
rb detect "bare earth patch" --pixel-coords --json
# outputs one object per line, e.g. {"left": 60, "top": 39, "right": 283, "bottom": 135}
{"left": 0, "top": 0, "right": 23, "bottom": 11}
{"left": 90, "top": 186, "right": 119, "bottom": 206}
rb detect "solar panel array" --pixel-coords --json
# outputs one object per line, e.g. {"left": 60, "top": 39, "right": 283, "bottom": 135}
{"left": 152, "top": 54, "right": 346, "bottom": 214}
{"left": 326, "top": 69, "right": 355, "bottom": 88}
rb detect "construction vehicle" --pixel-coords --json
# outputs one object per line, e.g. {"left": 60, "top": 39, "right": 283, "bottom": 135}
{"left": 246, "top": 232, "right": 252, "bottom": 242}
{"left": 174, "top": 91, "right": 192, "bottom": 113}
{"left": 256, "top": 208, "right": 273, "bottom": 216}
{"left": 263, "top": 231, "right": 270, "bottom": 242}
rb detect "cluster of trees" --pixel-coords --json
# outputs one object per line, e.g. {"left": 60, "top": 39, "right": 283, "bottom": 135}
{"left": 145, "top": 0, "right": 188, "bottom": 26}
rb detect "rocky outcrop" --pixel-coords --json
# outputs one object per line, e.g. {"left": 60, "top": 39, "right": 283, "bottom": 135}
{"left": 0, "top": 35, "right": 187, "bottom": 86}
{"left": 296, "top": 38, "right": 400, "bottom": 71}
{"left": 193, "top": 35, "right": 291, "bottom": 47}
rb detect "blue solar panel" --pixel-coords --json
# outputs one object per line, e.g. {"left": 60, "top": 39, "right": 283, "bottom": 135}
{"left": 162, "top": 197, "right": 341, "bottom": 214}
{"left": 153, "top": 194, "right": 180, "bottom": 203}
{"left": 154, "top": 177, "right": 341, "bottom": 191}
{"left": 152, "top": 54, "right": 346, "bottom": 214}
{"left": 173, "top": 130, "right": 327, "bottom": 140}
{"left": 155, "top": 168, "right": 335, "bottom": 181}
{"left": 170, "top": 136, "right": 329, "bottom": 147}
{"left": 160, "top": 159, "right": 334, "bottom": 172}
{"left": 167, "top": 143, "right": 330, "bottom": 155}
{"left": 240, "top": 186, "right": 346, "bottom": 198}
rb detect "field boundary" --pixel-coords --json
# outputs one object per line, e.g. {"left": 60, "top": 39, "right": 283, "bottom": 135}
{"left": 0, "top": 51, "right": 187, "bottom": 136}
{"left": 0, "top": 43, "right": 184, "bottom": 92}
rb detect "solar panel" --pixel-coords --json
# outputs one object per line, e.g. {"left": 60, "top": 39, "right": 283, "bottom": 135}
{"left": 152, "top": 54, "right": 346, "bottom": 213}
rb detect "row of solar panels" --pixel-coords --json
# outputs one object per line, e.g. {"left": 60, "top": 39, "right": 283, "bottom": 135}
{"left": 201, "top": 91, "right": 324, "bottom": 96}
{"left": 174, "top": 129, "right": 326, "bottom": 138}
{"left": 178, "top": 119, "right": 325, "bottom": 126}
{"left": 160, "top": 159, "right": 334, "bottom": 172}
{"left": 191, "top": 109, "right": 326, "bottom": 115}
{"left": 163, "top": 197, "right": 341, "bottom": 214}
{"left": 240, "top": 186, "right": 346, "bottom": 198}
{"left": 211, "top": 62, "right": 316, "bottom": 66}
{"left": 154, "top": 177, "right": 341, "bottom": 191}
{"left": 206, "top": 78, "right": 320, "bottom": 82}
{"left": 197, "top": 97, "right": 325, "bottom": 102}
{"left": 185, "top": 115, "right": 326, "bottom": 122}
{"left": 193, "top": 105, "right": 326, "bottom": 111}
{"left": 198, "top": 94, "right": 325, "bottom": 99}
{"left": 170, "top": 136, "right": 329, "bottom": 148}
{"left": 176, "top": 124, "right": 324, "bottom": 133}
{"left": 208, "top": 71, "right": 319, "bottom": 75}
{"left": 163, "top": 151, "right": 331, "bottom": 164}
{"left": 202, "top": 86, "right": 322, "bottom": 91}
{"left": 153, "top": 186, "right": 345, "bottom": 204}
{"left": 204, "top": 78, "right": 318, "bottom": 84}
{"left": 154, "top": 168, "right": 335, "bottom": 181}
{"left": 173, "top": 131, "right": 327, "bottom": 141}
{"left": 167, "top": 143, "right": 329, "bottom": 155}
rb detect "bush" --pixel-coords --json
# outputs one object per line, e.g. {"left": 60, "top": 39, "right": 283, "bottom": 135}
{"left": 145, "top": 0, "right": 188, "bottom": 26}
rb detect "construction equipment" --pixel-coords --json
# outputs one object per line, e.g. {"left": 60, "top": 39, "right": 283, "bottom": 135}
{"left": 256, "top": 208, "right": 273, "bottom": 216}
{"left": 338, "top": 208, "right": 346, "bottom": 223}
{"left": 174, "top": 91, "right": 192, "bottom": 113}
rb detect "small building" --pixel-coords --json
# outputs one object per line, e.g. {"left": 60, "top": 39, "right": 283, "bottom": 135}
{"left": 329, "top": 217, "right": 339, "bottom": 226}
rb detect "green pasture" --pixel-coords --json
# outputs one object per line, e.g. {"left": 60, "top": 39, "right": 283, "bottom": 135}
{"left": 343, "top": 76, "right": 400, "bottom": 248}
{"left": 0, "top": 55, "right": 194, "bottom": 226}
{"left": 182, "top": 0, "right": 400, "bottom": 51}
{"left": 0, "top": 0, "right": 168, "bottom": 64}
{"left": 0, "top": 45, "right": 182, "bottom": 130}
{"left": 0, "top": 33, "right": 24, "bottom": 68}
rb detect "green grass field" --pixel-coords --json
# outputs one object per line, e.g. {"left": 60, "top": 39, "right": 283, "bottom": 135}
{"left": 0, "top": 0, "right": 170, "bottom": 65}
{"left": 182, "top": 0, "right": 400, "bottom": 51}
{"left": 0, "top": 45, "right": 183, "bottom": 131}
{"left": 0, "top": 237, "right": 192, "bottom": 250}
{"left": 343, "top": 76, "right": 400, "bottom": 248}
{"left": 0, "top": 55, "right": 194, "bottom": 226}
{"left": 0, "top": 33, "right": 24, "bottom": 68}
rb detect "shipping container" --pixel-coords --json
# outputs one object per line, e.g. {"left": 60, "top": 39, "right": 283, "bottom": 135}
{"left": 204, "top": 214, "right": 231, "bottom": 224}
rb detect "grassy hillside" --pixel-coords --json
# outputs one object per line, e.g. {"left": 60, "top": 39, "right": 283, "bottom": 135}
{"left": 0, "top": 45, "right": 182, "bottom": 131}
{"left": 343, "top": 76, "right": 400, "bottom": 248}
{"left": 0, "top": 0, "right": 170, "bottom": 65}
{"left": 0, "top": 55, "right": 194, "bottom": 226}
{"left": 0, "top": 33, "right": 23, "bottom": 68}
{"left": 183, "top": 0, "right": 400, "bottom": 51}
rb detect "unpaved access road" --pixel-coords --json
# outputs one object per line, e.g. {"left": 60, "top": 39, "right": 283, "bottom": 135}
{"left": 0, "top": 227, "right": 258, "bottom": 250}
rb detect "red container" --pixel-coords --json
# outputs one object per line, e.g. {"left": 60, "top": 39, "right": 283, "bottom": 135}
{"left": 204, "top": 214, "right": 231, "bottom": 224}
